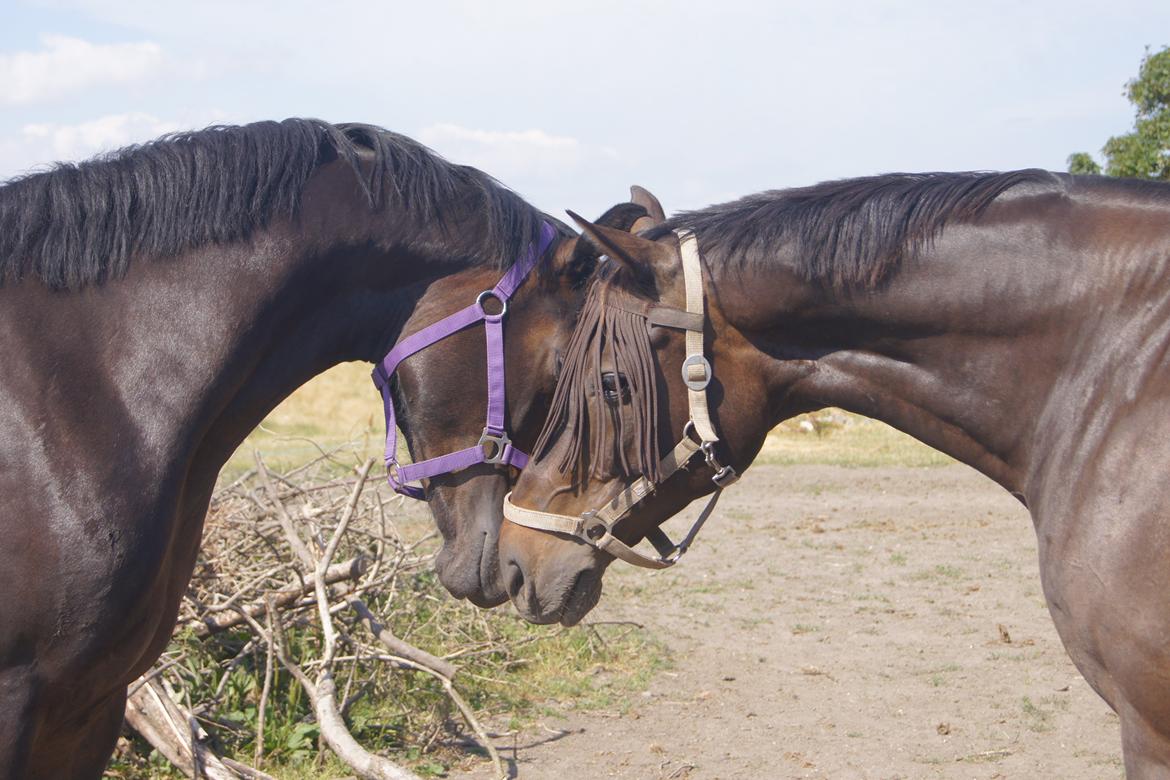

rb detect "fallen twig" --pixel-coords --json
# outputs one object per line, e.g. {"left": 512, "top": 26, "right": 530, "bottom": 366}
{"left": 133, "top": 449, "right": 526, "bottom": 779}
{"left": 124, "top": 675, "right": 276, "bottom": 780}
{"left": 348, "top": 598, "right": 457, "bottom": 679}
{"left": 189, "top": 556, "right": 369, "bottom": 637}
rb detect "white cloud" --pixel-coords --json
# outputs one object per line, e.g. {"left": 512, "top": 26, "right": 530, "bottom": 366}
{"left": 0, "top": 110, "right": 227, "bottom": 180}
{"left": 418, "top": 123, "right": 618, "bottom": 181}
{"left": 21, "top": 112, "right": 181, "bottom": 160}
{"left": 0, "top": 35, "right": 163, "bottom": 105}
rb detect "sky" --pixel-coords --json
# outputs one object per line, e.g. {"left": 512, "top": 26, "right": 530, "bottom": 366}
{"left": 2, "top": 0, "right": 1168, "bottom": 221}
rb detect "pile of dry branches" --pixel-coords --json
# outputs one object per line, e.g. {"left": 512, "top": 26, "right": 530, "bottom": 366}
{"left": 119, "top": 451, "right": 504, "bottom": 780}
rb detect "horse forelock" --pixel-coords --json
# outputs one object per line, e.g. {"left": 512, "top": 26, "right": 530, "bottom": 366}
{"left": 0, "top": 118, "right": 551, "bottom": 291}
{"left": 534, "top": 273, "right": 661, "bottom": 484}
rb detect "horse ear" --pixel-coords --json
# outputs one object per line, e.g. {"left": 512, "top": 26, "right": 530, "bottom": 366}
{"left": 554, "top": 201, "right": 650, "bottom": 284}
{"left": 566, "top": 210, "right": 675, "bottom": 280}
{"left": 629, "top": 185, "right": 666, "bottom": 234}
{"left": 630, "top": 215, "right": 658, "bottom": 233}
{"left": 629, "top": 185, "right": 665, "bottom": 221}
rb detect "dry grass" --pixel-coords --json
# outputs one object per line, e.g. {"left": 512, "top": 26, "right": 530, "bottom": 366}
{"left": 225, "top": 363, "right": 384, "bottom": 476}
{"left": 229, "top": 367, "right": 951, "bottom": 477}
{"left": 102, "top": 360, "right": 959, "bottom": 780}
{"left": 106, "top": 365, "right": 953, "bottom": 779}
{"left": 759, "top": 410, "right": 952, "bottom": 468}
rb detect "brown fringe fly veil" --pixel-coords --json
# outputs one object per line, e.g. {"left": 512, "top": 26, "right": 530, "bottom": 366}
{"left": 534, "top": 270, "right": 661, "bottom": 483}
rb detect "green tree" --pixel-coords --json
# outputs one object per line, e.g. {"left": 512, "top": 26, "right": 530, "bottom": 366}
{"left": 1066, "top": 152, "right": 1101, "bottom": 175}
{"left": 1068, "top": 46, "right": 1170, "bottom": 179}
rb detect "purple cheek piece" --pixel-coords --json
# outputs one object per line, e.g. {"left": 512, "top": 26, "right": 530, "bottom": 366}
{"left": 372, "top": 222, "right": 556, "bottom": 499}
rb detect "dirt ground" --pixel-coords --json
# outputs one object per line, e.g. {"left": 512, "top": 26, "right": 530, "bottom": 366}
{"left": 471, "top": 463, "right": 1123, "bottom": 779}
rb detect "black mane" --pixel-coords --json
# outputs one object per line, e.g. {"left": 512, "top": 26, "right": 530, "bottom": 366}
{"left": 0, "top": 118, "right": 550, "bottom": 290}
{"left": 651, "top": 169, "right": 1063, "bottom": 290}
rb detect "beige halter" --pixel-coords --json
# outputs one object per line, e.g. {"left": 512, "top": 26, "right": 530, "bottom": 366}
{"left": 503, "top": 229, "right": 738, "bottom": 569}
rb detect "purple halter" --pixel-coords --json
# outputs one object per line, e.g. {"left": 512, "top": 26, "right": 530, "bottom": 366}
{"left": 372, "top": 222, "right": 557, "bottom": 499}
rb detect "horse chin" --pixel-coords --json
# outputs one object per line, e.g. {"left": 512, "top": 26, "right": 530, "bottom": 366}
{"left": 435, "top": 532, "right": 508, "bottom": 608}
{"left": 466, "top": 589, "right": 508, "bottom": 609}
{"left": 557, "top": 570, "right": 604, "bottom": 626}
{"left": 507, "top": 562, "right": 604, "bottom": 626}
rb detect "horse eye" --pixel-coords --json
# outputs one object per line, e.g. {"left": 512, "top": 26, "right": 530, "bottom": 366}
{"left": 554, "top": 350, "right": 564, "bottom": 378}
{"left": 601, "top": 372, "right": 630, "bottom": 403}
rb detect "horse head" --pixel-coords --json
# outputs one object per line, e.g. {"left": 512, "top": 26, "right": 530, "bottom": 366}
{"left": 389, "top": 190, "right": 671, "bottom": 607}
{"left": 499, "top": 214, "right": 773, "bottom": 624}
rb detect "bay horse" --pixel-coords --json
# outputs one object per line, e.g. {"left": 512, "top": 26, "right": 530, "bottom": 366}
{"left": 0, "top": 117, "right": 658, "bottom": 779}
{"left": 500, "top": 170, "right": 1170, "bottom": 777}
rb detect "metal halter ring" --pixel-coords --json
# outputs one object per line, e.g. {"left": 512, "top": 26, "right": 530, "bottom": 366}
{"left": 681, "top": 354, "right": 712, "bottom": 390}
{"left": 581, "top": 511, "right": 609, "bottom": 541}
{"left": 475, "top": 289, "right": 508, "bottom": 320}
{"left": 477, "top": 429, "right": 512, "bottom": 464}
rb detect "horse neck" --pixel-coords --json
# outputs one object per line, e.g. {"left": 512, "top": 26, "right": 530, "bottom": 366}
{"left": 22, "top": 161, "right": 492, "bottom": 491}
{"left": 180, "top": 199, "right": 504, "bottom": 487}
{"left": 718, "top": 190, "right": 1170, "bottom": 499}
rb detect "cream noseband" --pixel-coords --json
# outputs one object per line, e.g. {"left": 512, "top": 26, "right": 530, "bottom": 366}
{"left": 503, "top": 229, "right": 738, "bottom": 569}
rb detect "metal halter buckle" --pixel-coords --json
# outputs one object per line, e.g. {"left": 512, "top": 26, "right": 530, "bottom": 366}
{"left": 701, "top": 440, "right": 719, "bottom": 467}
{"left": 701, "top": 441, "right": 739, "bottom": 487}
{"left": 580, "top": 510, "right": 609, "bottom": 541}
{"left": 681, "top": 354, "right": 712, "bottom": 390}
{"left": 712, "top": 464, "right": 739, "bottom": 488}
{"left": 475, "top": 289, "right": 508, "bottom": 320}
{"left": 477, "top": 429, "right": 511, "bottom": 464}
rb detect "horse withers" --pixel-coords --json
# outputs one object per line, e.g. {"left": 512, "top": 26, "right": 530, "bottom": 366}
{"left": 501, "top": 171, "right": 1170, "bottom": 776}
{"left": 0, "top": 117, "right": 657, "bottom": 779}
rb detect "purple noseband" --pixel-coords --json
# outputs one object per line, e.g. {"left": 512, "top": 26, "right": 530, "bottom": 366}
{"left": 372, "top": 222, "right": 557, "bottom": 499}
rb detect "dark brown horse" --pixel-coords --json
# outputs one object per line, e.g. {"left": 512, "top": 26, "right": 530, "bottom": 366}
{"left": 502, "top": 171, "right": 1170, "bottom": 777}
{"left": 0, "top": 118, "right": 658, "bottom": 779}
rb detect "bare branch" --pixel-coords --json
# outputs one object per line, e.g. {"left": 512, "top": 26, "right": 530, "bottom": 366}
{"left": 311, "top": 669, "right": 421, "bottom": 780}
{"left": 316, "top": 458, "right": 376, "bottom": 666}
{"left": 189, "top": 557, "right": 369, "bottom": 637}
{"left": 254, "top": 451, "right": 316, "bottom": 570}
{"left": 348, "top": 598, "right": 457, "bottom": 680}
{"left": 254, "top": 599, "right": 276, "bottom": 770}
{"left": 306, "top": 543, "right": 422, "bottom": 777}
{"left": 124, "top": 675, "right": 277, "bottom": 780}
{"left": 360, "top": 652, "right": 505, "bottom": 780}
{"left": 149, "top": 451, "right": 515, "bottom": 779}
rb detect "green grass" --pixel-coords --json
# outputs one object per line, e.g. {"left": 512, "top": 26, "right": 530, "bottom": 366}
{"left": 911, "top": 564, "right": 964, "bottom": 581}
{"left": 108, "top": 571, "right": 669, "bottom": 779}
{"left": 1021, "top": 695, "right": 1056, "bottom": 732}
